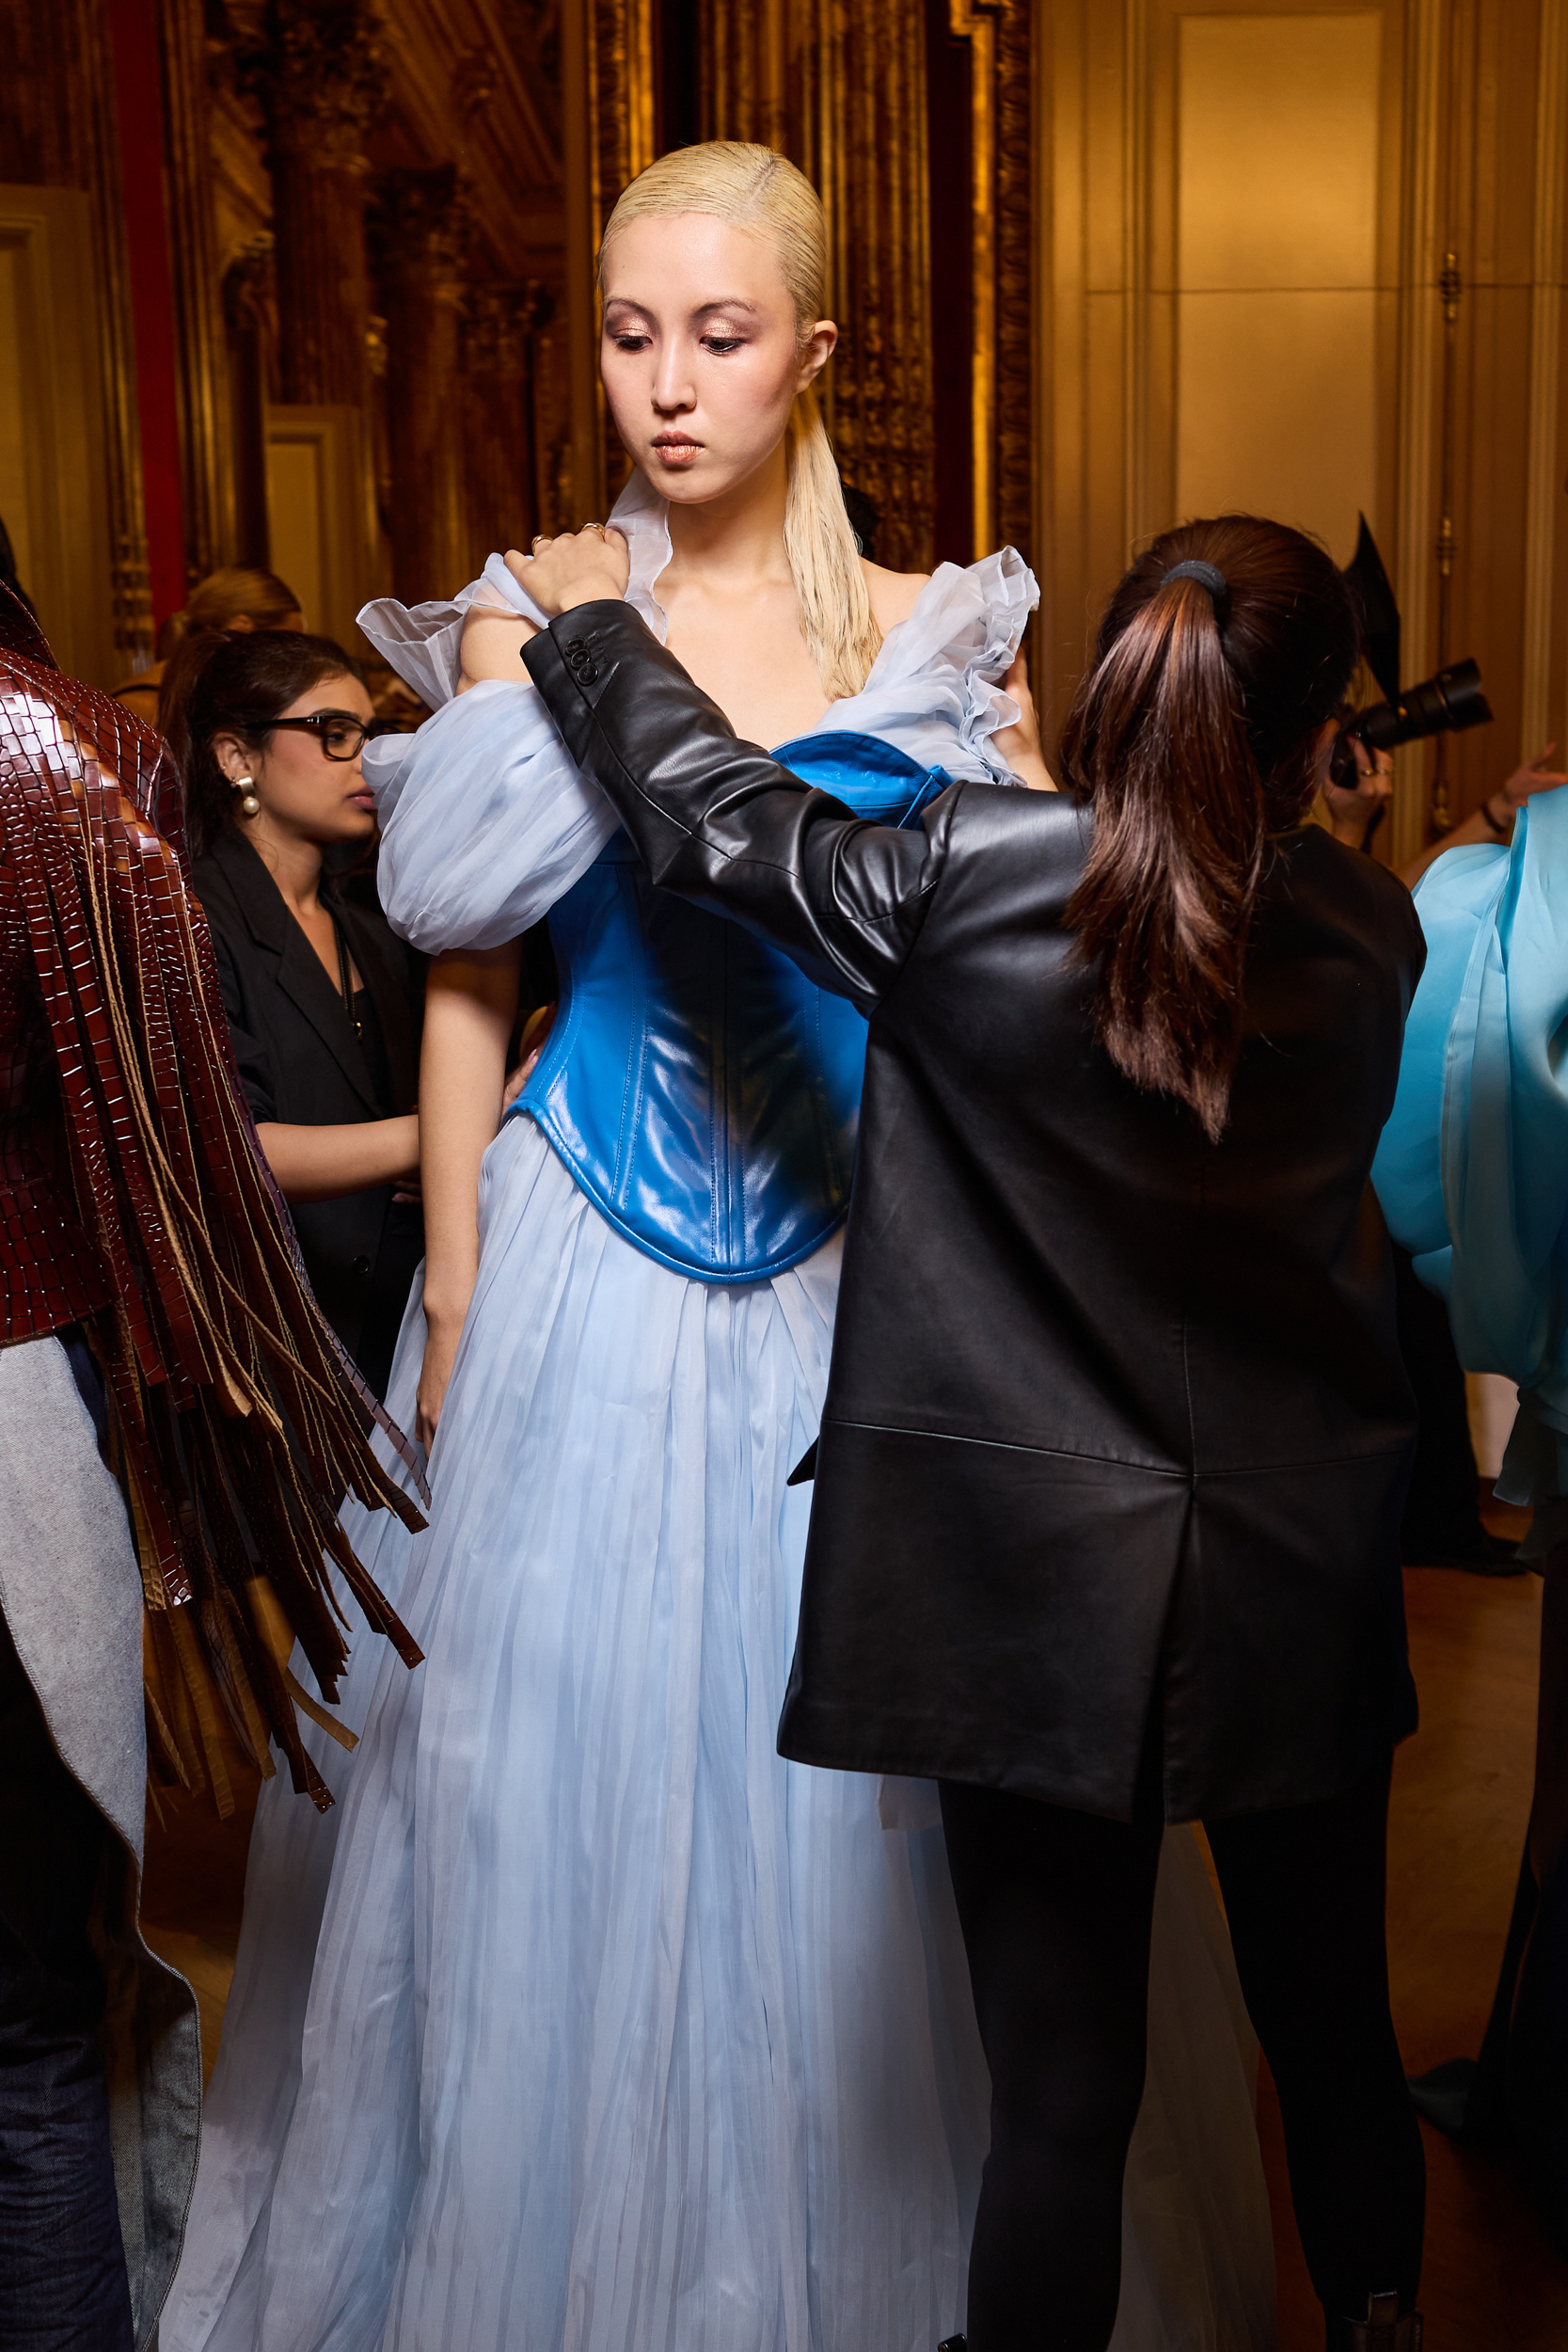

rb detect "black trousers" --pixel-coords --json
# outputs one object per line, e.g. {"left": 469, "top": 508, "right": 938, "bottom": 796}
{"left": 0, "top": 1612, "right": 134, "bottom": 2351}
{"left": 939, "top": 1757, "right": 1425, "bottom": 2352}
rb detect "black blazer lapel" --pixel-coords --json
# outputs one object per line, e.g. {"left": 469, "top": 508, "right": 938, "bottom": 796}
{"left": 337, "top": 897, "right": 419, "bottom": 1112}
{"left": 209, "top": 828, "right": 380, "bottom": 1115}
{"left": 275, "top": 925, "right": 381, "bottom": 1116}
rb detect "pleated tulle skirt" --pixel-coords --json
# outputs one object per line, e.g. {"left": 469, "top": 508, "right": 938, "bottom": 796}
{"left": 164, "top": 1116, "right": 1275, "bottom": 2352}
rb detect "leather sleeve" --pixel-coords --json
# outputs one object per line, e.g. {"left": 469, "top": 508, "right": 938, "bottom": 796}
{"left": 524, "top": 603, "right": 957, "bottom": 1014}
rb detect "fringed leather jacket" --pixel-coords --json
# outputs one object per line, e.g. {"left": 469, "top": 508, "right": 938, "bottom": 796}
{"left": 0, "top": 588, "right": 425, "bottom": 1812}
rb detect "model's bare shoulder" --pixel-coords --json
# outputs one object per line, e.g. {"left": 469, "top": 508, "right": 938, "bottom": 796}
{"left": 862, "top": 563, "right": 931, "bottom": 635}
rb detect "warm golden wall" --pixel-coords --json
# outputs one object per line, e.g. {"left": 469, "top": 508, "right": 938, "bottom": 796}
{"left": 3, "top": 0, "right": 1560, "bottom": 835}
{"left": 1036, "top": 0, "right": 1568, "bottom": 859}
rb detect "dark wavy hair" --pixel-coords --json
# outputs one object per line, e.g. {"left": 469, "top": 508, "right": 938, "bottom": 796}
{"left": 166, "top": 630, "right": 367, "bottom": 856}
{"left": 1059, "top": 515, "right": 1360, "bottom": 1143}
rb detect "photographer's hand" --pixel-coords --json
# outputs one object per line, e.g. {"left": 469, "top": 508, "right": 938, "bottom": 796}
{"left": 1498, "top": 741, "right": 1568, "bottom": 816}
{"left": 1323, "top": 739, "right": 1393, "bottom": 850}
{"left": 1401, "top": 743, "right": 1568, "bottom": 887}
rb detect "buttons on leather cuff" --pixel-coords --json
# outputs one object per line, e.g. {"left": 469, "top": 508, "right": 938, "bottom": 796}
{"left": 564, "top": 636, "right": 599, "bottom": 686}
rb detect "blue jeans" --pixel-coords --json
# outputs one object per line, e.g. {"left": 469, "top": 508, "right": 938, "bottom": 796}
{"left": 0, "top": 1610, "right": 134, "bottom": 2350}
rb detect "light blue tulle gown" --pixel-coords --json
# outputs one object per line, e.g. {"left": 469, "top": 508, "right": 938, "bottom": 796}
{"left": 164, "top": 475, "right": 1275, "bottom": 2352}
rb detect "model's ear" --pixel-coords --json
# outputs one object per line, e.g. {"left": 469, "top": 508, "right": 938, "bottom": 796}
{"left": 797, "top": 318, "right": 837, "bottom": 395}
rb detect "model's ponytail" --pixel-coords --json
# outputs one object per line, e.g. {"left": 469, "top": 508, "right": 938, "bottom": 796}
{"left": 784, "top": 386, "right": 880, "bottom": 699}
{"left": 1061, "top": 516, "right": 1360, "bottom": 1142}
{"left": 601, "top": 141, "right": 882, "bottom": 702}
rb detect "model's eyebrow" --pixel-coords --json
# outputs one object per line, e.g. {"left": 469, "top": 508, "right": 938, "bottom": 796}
{"left": 602, "top": 295, "right": 764, "bottom": 320}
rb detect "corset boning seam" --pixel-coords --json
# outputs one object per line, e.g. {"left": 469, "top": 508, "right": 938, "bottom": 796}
{"left": 513, "top": 1102, "right": 850, "bottom": 1283}
{"left": 610, "top": 861, "right": 649, "bottom": 1210}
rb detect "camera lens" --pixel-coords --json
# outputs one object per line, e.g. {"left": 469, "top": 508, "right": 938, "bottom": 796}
{"left": 1361, "top": 657, "right": 1492, "bottom": 750}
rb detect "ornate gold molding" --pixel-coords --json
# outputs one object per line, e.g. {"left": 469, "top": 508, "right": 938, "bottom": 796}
{"left": 993, "top": 0, "right": 1035, "bottom": 563}
{"left": 1522, "top": 0, "right": 1568, "bottom": 756}
{"left": 1390, "top": 0, "right": 1445, "bottom": 866}
{"left": 159, "top": 0, "right": 237, "bottom": 580}
{"left": 372, "top": 165, "right": 470, "bottom": 599}
{"left": 949, "top": 1, "right": 998, "bottom": 555}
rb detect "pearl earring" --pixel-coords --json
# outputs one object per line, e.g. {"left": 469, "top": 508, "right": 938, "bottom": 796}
{"left": 232, "top": 774, "right": 261, "bottom": 818}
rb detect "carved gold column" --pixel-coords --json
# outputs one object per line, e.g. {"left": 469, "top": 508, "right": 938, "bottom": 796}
{"left": 372, "top": 167, "right": 469, "bottom": 603}
{"left": 259, "top": 0, "right": 387, "bottom": 411}
{"left": 794, "top": 0, "right": 934, "bottom": 574}
{"left": 991, "top": 0, "right": 1036, "bottom": 564}
{"left": 463, "top": 283, "right": 552, "bottom": 574}
{"left": 677, "top": 0, "right": 934, "bottom": 571}
{"left": 948, "top": 0, "right": 1036, "bottom": 563}
{"left": 158, "top": 0, "right": 236, "bottom": 579}
{"left": 701, "top": 0, "right": 790, "bottom": 151}
{"left": 2, "top": 0, "right": 153, "bottom": 662}
{"left": 223, "top": 239, "right": 276, "bottom": 570}
{"left": 583, "top": 0, "right": 657, "bottom": 503}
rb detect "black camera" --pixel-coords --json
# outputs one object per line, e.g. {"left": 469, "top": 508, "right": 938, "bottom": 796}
{"left": 1344, "top": 657, "right": 1493, "bottom": 754}
{"left": 1331, "top": 519, "right": 1493, "bottom": 793}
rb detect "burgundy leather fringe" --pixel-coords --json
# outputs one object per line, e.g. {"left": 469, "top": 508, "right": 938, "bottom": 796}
{"left": 0, "top": 590, "right": 428, "bottom": 1813}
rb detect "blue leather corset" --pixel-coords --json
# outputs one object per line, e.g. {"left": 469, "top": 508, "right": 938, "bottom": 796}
{"left": 514, "top": 732, "right": 949, "bottom": 1282}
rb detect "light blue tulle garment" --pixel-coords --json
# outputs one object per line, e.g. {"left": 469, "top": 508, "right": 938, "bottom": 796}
{"left": 1372, "top": 787, "right": 1568, "bottom": 1531}
{"left": 164, "top": 480, "right": 1275, "bottom": 2352}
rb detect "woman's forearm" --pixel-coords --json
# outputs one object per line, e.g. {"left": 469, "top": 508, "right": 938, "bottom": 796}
{"left": 1399, "top": 803, "right": 1497, "bottom": 888}
{"left": 256, "top": 1116, "right": 419, "bottom": 1201}
{"left": 419, "top": 942, "right": 522, "bottom": 1328}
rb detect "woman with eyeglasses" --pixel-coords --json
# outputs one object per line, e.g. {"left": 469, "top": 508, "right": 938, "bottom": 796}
{"left": 166, "top": 630, "right": 426, "bottom": 1403}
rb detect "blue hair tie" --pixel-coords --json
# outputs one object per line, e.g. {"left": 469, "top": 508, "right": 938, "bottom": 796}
{"left": 1161, "top": 560, "right": 1229, "bottom": 627}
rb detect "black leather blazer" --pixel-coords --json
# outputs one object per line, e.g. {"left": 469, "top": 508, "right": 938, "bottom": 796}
{"left": 526, "top": 608, "right": 1426, "bottom": 1824}
{"left": 192, "top": 826, "right": 423, "bottom": 1390}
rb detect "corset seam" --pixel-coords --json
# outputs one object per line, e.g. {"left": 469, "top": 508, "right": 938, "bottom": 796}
{"left": 519, "top": 1104, "right": 849, "bottom": 1281}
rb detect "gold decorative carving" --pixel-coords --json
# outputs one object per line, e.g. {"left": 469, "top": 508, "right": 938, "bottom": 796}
{"left": 223, "top": 234, "right": 276, "bottom": 567}
{"left": 701, "top": 0, "right": 791, "bottom": 152}
{"left": 463, "top": 280, "right": 555, "bottom": 572}
{"left": 158, "top": 0, "right": 238, "bottom": 580}
{"left": 992, "top": 0, "right": 1036, "bottom": 565}
{"left": 948, "top": 1, "right": 998, "bottom": 556}
{"left": 451, "top": 43, "right": 499, "bottom": 118}
{"left": 249, "top": 0, "right": 389, "bottom": 410}
{"left": 686, "top": 0, "right": 934, "bottom": 573}
{"left": 585, "top": 0, "right": 656, "bottom": 502}
{"left": 371, "top": 165, "right": 469, "bottom": 601}
{"left": 1, "top": 0, "right": 154, "bottom": 661}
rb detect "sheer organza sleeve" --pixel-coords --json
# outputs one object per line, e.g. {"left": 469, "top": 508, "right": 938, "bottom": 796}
{"left": 356, "top": 568, "right": 616, "bottom": 954}
{"left": 817, "top": 548, "right": 1039, "bottom": 783}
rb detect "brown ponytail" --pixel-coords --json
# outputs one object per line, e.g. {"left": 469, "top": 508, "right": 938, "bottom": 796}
{"left": 1060, "top": 516, "right": 1359, "bottom": 1142}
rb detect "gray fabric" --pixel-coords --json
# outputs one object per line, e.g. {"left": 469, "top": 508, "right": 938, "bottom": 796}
{"left": 0, "top": 1334, "right": 202, "bottom": 2349}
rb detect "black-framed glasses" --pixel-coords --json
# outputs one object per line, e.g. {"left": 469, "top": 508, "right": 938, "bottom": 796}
{"left": 265, "top": 713, "right": 406, "bottom": 761}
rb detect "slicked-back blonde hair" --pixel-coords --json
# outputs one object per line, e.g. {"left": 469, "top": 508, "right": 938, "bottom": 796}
{"left": 600, "top": 141, "right": 880, "bottom": 703}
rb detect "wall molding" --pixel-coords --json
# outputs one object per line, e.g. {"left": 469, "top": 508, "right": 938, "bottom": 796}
{"left": 1389, "top": 0, "right": 1444, "bottom": 866}
{"left": 1521, "top": 0, "right": 1568, "bottom": 756}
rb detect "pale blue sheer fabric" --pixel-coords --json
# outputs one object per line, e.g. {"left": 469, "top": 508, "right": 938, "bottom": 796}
{"left": 164, "top": 487, "right": 1275, "bottom": 2352}
{"left": 1372, "top": 788, "right": 1568, "bottom": 1534}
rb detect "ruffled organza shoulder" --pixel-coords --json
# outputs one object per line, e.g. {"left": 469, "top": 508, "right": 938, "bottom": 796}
{"left": 354, "top": 470, "right": 1041, "bottom": 955}
{"left": 1372, "top": 790, "right": 1568, "bottom": 1502}
{"left": 808, "top": 547, "right": 1038, "bottom": 784}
